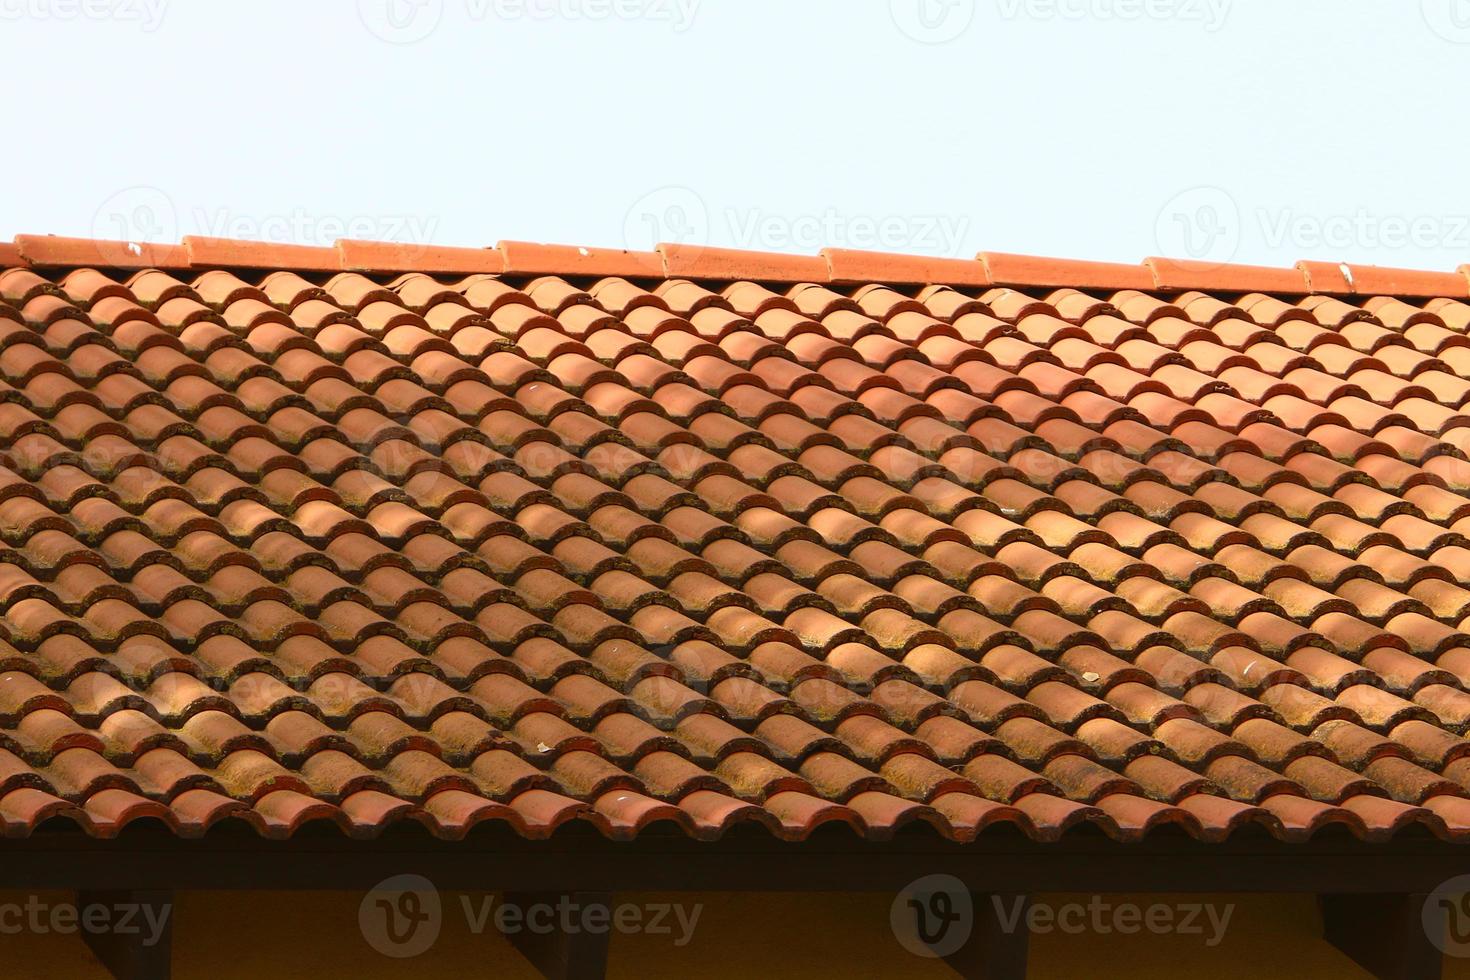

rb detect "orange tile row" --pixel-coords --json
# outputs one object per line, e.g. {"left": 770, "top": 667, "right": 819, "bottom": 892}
{"left": 5, "top": 235, "right": 1470, "bottom": 299}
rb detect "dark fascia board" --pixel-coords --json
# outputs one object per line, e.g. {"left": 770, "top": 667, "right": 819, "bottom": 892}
{"left": 2, "top": 824, "right": 1469, "bottom": 895}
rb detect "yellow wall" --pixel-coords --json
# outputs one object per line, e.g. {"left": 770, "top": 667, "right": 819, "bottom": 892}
{"left": 5, "top": 888, "right": 1469, "bottom": 978}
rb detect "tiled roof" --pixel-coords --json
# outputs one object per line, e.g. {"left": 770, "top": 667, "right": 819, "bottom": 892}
{"left": 5, "top": 234, "right": 1470, "bottom": 846}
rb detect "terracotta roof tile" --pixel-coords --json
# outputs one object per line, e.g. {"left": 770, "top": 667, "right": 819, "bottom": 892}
{"left": 15, "top": 236, "right": 190, "bottom": 270}
{"left": 1146, "top": 257, "right": 1310, "bottom": 294}
{"left": 660, "top": 244, "right": 829, "bottom": 284}
{"left": 0, "top": 236, "right": 1467, "bottom": 845}
{"left": 1346, "top": 264, "right": 1470, "bottom": 299}
{"left": 337, "top": 240, "right": 504, "bottom": 276}
{"left": 183, "top": 237, "right": 340, "bottom": 272}
{"left": 981, "top": 252, "right": 1155, "bottom": 291}
{"left": 823, "top": 249, "right": 991, "bottom": 288}
{"left": 498, "top": 241, "right": 662, "bottom": 279}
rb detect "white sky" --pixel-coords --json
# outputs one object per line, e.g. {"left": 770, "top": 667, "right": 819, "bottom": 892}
{"left": 3, "top": 0, "right": 1468, "bottom": 270}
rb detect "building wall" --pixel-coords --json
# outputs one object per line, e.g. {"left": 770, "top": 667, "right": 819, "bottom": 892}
{"left": 2, "top": 888, "right": 1464, "bottom": 977}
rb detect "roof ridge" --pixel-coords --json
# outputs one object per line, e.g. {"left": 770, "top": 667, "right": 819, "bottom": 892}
{"left": 5, "top": 233, "right": 1469, "bottom": 299}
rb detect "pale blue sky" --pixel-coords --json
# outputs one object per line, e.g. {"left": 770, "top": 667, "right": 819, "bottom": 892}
{"left": 3, "top": 0, "right": 1467, "bottom": 270}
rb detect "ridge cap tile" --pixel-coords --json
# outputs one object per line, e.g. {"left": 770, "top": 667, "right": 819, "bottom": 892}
{"left": 1345, "top": 263, "right": 1470, "bottom": 299}
{"left": 980, "top": 251, "right": 1155, "bottom": 291}
{"left": 338, "top": 239, "right": 505, "bottom": 276}
{"left": 15, "top": 234, "right": 190, "bottom": 270}
{"left": 1297, "top": 260, "right": 1355, "bottom": 295}
{"left": 2, "top": 234, "right": 1468, "bottom": 306}
{"left": 1146, "top": 256, "right": 1311, "bottom": 294}
{"left": 497, "top": 240, "right": 663, "bottom": 279}
{"left": 658, "top": 243, "right": 830, "bottom": 283}
{"left": 183, "top": 236, "right": 341, "bottom": 272}
{"left": 823, "top": 248, "right": 991, "bottom": 287}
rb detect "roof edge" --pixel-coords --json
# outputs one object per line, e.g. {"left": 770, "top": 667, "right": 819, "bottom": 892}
{"left": 4, "top": 234, "right": 1468, "bottom": 299}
